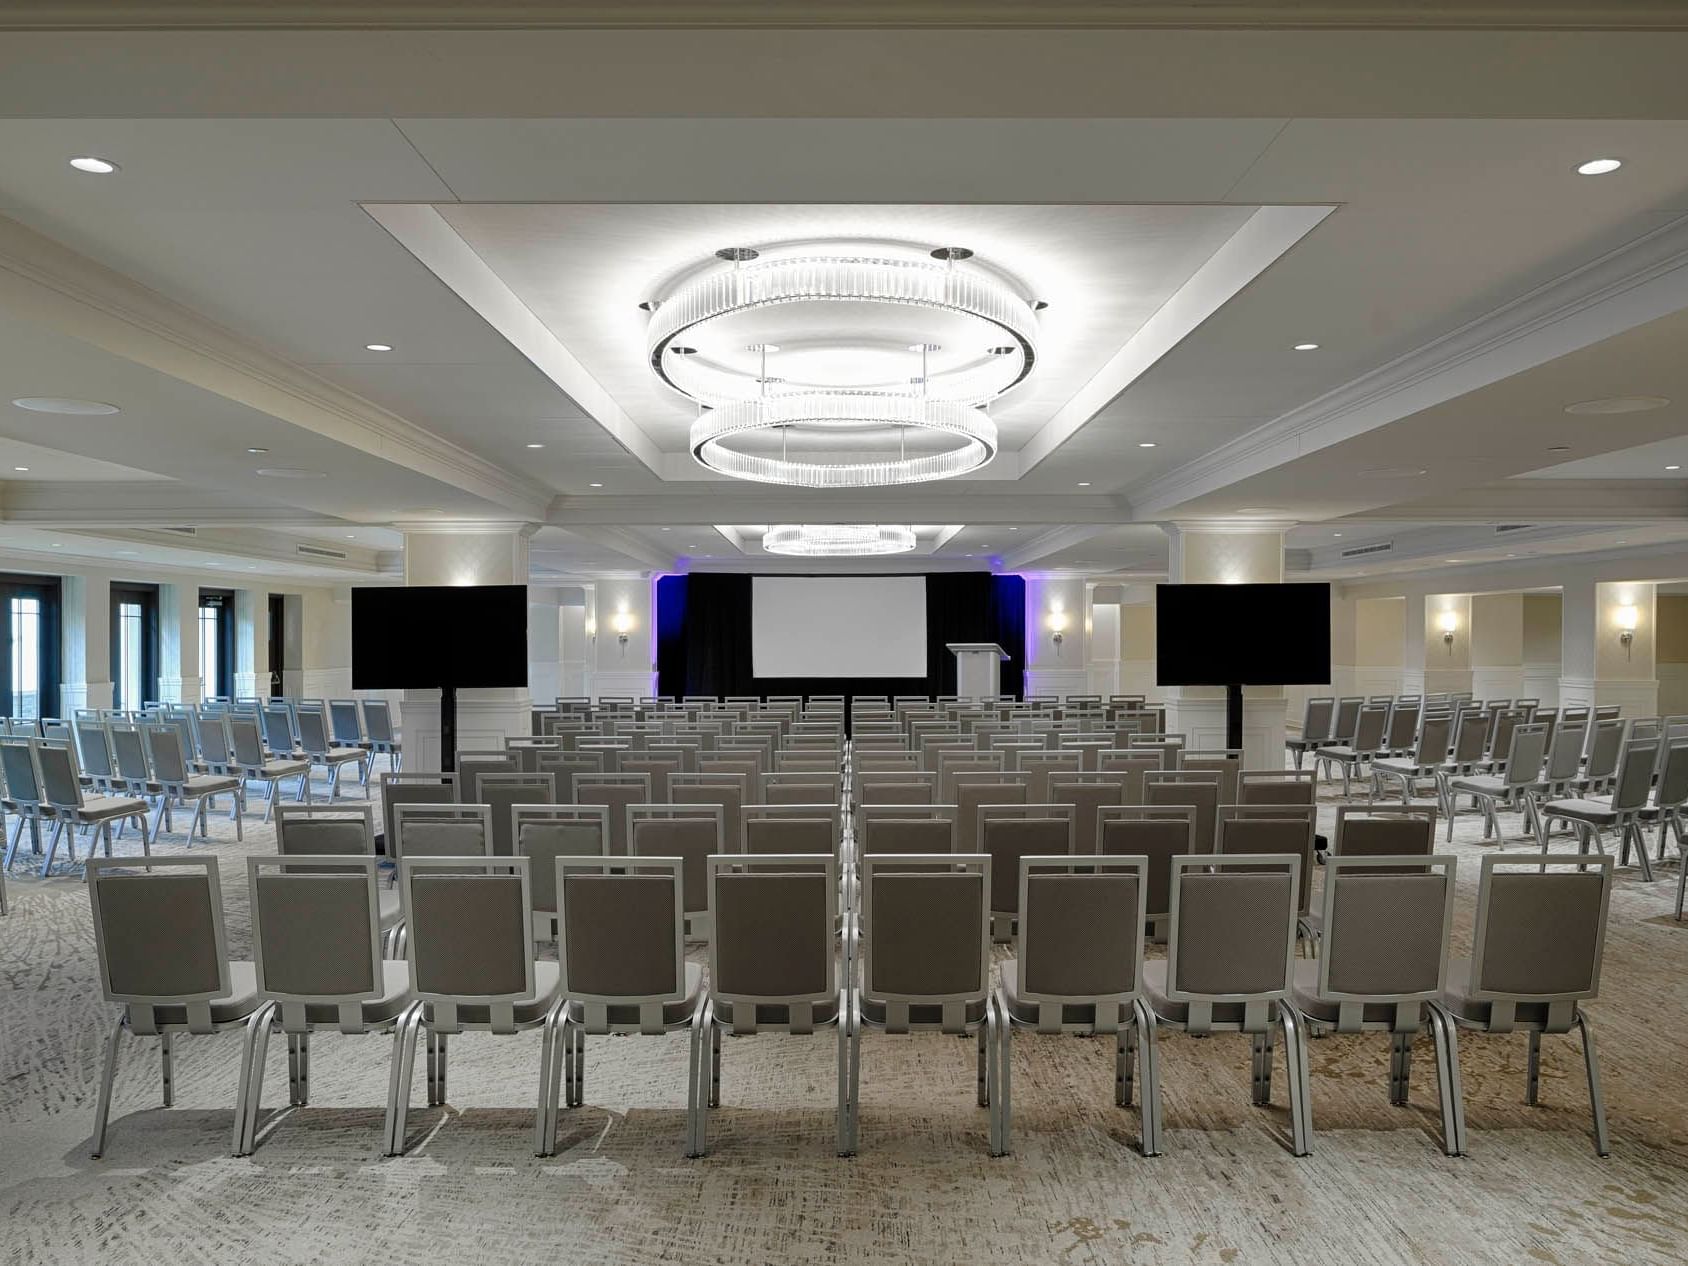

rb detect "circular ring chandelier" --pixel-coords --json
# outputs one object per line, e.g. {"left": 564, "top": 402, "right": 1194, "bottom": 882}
{"left": 762, "top": 523, "right": 918, "bottom": 557}
{"left": 647, "top": 244, "right": 1036, "bottom": 487}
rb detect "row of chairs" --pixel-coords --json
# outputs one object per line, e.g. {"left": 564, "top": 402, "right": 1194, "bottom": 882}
{"left": 83, "top": 842, "right": 1616, "bottom": 1163}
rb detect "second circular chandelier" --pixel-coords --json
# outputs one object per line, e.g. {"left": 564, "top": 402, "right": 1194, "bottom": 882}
{"left": 646, "top": 242, "right": 1040, "bottom": 488}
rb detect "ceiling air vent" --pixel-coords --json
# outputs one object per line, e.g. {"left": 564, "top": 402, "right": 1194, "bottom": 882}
{"left": 1493, "top": 524, "right": 1536, "bottom": 533}
{"left": 295, "top": 544, "right": 348, "bottom": 560}
{"left": 1339, "top": 540, "right": 1394, "bottom": 559}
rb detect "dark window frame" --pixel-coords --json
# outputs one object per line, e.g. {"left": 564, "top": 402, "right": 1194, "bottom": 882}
{"left": 0, "top": 572, "right": 62, "bottom": 718}
{"left": 110, "top": 582, "right": 161, "bottom": 710}
{"left": 198, "top": 588, "right": 237, "bottom": 700}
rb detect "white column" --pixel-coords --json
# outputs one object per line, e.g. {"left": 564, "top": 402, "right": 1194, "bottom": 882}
{"left": 527, "top": 587, "right": 564, "bottom": 706}
{"left": 234, "top": 587, "right": 268, "bottom": 699}
{"left": 400, "top": 523, "right": 538, "bottom": 766}
{"left": 59, "top": 574, "right": 112, "bottom": 713}
{"left": 158, "top": 583, "right": 201, "bottom": 705}
{"left": 1023, "top": 574, "right": 1088, "bottom": 699}
{"left": 591, "top": 575, "right": 656, "bottom": 701}
{"left": 1560, "top": 578, "right": 1656, "bottom": 715}
{"left": 1160, "top": 522, "right": 1289, "bottom": 767}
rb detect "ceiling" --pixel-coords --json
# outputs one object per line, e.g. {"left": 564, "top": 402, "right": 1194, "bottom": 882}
{"left": 0, "top": 14, "right": 1686, "bottom": 587}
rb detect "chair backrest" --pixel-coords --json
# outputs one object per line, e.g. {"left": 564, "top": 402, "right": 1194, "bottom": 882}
{"left": 860, "top": 812, "right": 958, "bottom": 857}
{"left": 1045, "top": 773, "right": 1127, "bottom": 855}
{"left": 1313, "top": 854, "right": 1456, "bottom": 1006}
{"left": 573, "top": 773, "right": 653, "bottom": 855}
{"left": 1412, "top": 713, "right": 1454, "bottom": 766}
{"left": 1655, "top": 741, "right": 1688, "bottom": 810}
{"left": 1237, "top": 769, "right": 1316, "bottom": 807}
{"left": 1351, "top": 704, "right": 1390, "bottom": 753}
{"left": 1299, "top": 696, "right": 1335, "bottom": 744}
{"left": 557, "top": 856, "right": 686, "bottom": 1015}
{"left": 512, "top": 804, "right": 609, "bottom": 919}
{"left": 260, "top": 704, "right": 296, "bottom": 753}
{"left": 0, "top": 737, "right": 40, "bottom": 804}
{"left": 249, "top": 856, "right": 384, "bottom": 1011}
{"left": 1181, "top": 750, "right": 1241, "bottom": 805}
{"left": 401, "top": 856, "right": 535, "bottom": 1014}
{"left": 708, "top": 855, "right": 838, "bottom": 1013}
{"left": 955, "top": 777, "right": 1028, "bottom": 856}
{"left": 1015, "top": 856, "right": 1148, "bottom": 1013}
{"left": 619, "top": 753, "right": 681, "bottom": 802}
{"left": 1330, "top": 697, "right": 1364, "bottom": 742}
{"left": 1448, "top": 711, "right": 1489, "bottom": 764}
{"left": 378, "top": 771, "right": 457, "bottom": 843}
{"left": 34, "top": 740, "right": 85, "bottom": 812}
{"left": 142, "top": 724, "right": 194, "bottom": 785}
{"left": 1543, "top": 720, "right": 1589, "bottom": 783}
{"left": 742, "top": 811, "right": 837, "bottom": 858}
{"left": 860, "top": 855, "right": 990, "bottom": 1009}
{"left": 669, "top": 772, "right": 746, "bottom": 853}
{"left": 109, "top": 724, "right": 152, "bottom": 784}
{"left": 1610, "top": 738, "right": 1660, "bottom": 812}
{"left": 75, "top": 721, "right": 115, "bottom": 780}
{"left": 630, "top": 807, "right": 723, "bottom": 917}
{"left": 978, "top": 805, "right": 1074, "bottom": 917}
{"left": 1143, "top": 769, "right": 1221, "bottom": 852}
{"left": 197, "top": 712, "right": 233, "bottom": 765}
{"left": 1582, "top": 717, "right": 1626, "bottom": 780}
{"left": 328, "top": 700, "right": 364, "bottom": 746}
{"left": 1097, "top": 806, "right": 1196, "bottom": 921}
{"left": 392, "top": 802, "right": 493, "bottom": 862}
{"left": 456, "top": 751, "right": 520, "bottom": 803}
{"left": 274, "top": 803, "right": 377, "bottom": 863}
{"left": 1467, "top": 854, "right": 1614, "bottom": 1019}
{"left": 87, "top": 857, "right": 231, "bottom": 1014}
{"left": 854, "top": 770, "right": 937, "bottom": 805}
{"left": 535, "top": 750, "right": 602, "bottom": 802}
{"left": 476, "top": 772, "right": 558, "bottom": 856}
{"left": 1488, "top": 709, "right": 1524, "bottom": 761}
{"left": 361, "top": 699, "right": 397, "bottom": 743}
{"left": 296, "top": 708, "right": 335, "bottom": 757}
{"left": 1165, "top": 854, "right": 1300, "bottom": 1012}
{"left": 763, "top": 775, "right": 841, "bottom": 807}
{"left": 1501, "top": 722, "right": 1550, "bottom": 788}
{"left": 1014, "top": 751, "right": 1082, "bottom": 802}
{"left": 1217, "top": 805, "right": 1317, "bottom": 914}
{"left": 1093, "top": 751, "right": 1161, "bottom": 801}
{"left": 1384, "top": 702, "right": 1421, "bottom": 749}
{"left": 227, "top": 716, "right": 268, "bottom": 768}
{"left": 1333, "top": 805, "right": 1436, "bottom": 867}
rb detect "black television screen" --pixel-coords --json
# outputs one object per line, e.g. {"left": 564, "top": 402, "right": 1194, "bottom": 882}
{"left": 351, "top": 585, "right": 528, "bottom": 689}
{"left": 1155, "top": 583, "right": 1331, "bottom": 686}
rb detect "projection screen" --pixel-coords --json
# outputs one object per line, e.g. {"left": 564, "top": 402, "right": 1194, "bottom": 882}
{"left": 751, "top": 576, "right": 927, "bottom": 678}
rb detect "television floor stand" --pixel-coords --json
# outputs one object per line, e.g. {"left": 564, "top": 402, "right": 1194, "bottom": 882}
{"left": 1225, "top": 682, "right": 1244, "bottom": 753}
{"left": 440, "top": 684, "right": 458, "bottom": 773}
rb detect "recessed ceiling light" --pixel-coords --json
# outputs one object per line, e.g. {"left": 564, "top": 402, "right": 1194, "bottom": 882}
{"left": 1564, "top": 395, "right": 1669, "bottom": 414}
{"left": 1445, "top": 559, "right": 1462, "bottom": 564}
{"left": 69, "top": 156, "right": 118, "bottom": 174}
{"left": 1668, "top": 465, "right": 1682, "bottom": 471}
{"left": 525, "top": 442, "right": 546, "bottom": 449}
{"left": 1009, "top": 526, "right": 1019, "bottom": 531}
{"left": 345, "top": 534, "right": 356, "bottom": 539}
{"left": 1077, "top": 481, "right": 1092, "bottom": 487}
{"left": 1138, "top": 441, "right": 1157, "bottom": 448}
{"left": 1576, "top": 157, "right": 1623, "bottom": 176}
{"left": 12, "top": 466, "right": 27, "bottom": 472}
{"left": 588, "top": 482, "right": 604, "bottom": 489}
{"left": 964, "top": 553, "right": 974, "bottom": 558}
{"left": 254, "top": 467, "right": 327, "bottom": 479}
{"left": 246, "top": 446, "right": 269, "bottom": 454}
{"left": 1292, "top": 342, "right": 1320, "bottom": 351}
{"left": 364, "top": 343, "right": 393, "bottom": 352}
{"left": 1505, "top": 553, "right": 1518, "bottom": 558}
{"left": 1333, "top": 532, "right": 1343, "bottom": 537}
{"left": 660, "top": 527, "right": 672, "bottom": 532}
{"left": 50, "top": 542, "right": 62, "bottom": 548}
{"left": 12, "top": 397, "right": 120, "bottom": 415}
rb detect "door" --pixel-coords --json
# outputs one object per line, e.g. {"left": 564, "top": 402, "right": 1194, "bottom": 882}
{"left": 267, "top": 592, "right": 285, "bottom": 696}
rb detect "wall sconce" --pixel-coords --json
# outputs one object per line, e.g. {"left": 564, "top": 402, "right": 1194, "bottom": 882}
{"left": 1047, "top": 606, "right": 1070, "bottom": 653}
{"left": 1437, "top": 609, "right": 1458, "bottom": 651}
{"left": 610, "top": 607, "right": 634, "bottom": 654}
{"left": 1616, "top": 604, "right": 1638, "bottom": 655}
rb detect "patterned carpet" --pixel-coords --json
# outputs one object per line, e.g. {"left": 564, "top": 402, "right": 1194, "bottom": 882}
{"left": 3, "top": 777, "right": 1688, "bottom": 1265}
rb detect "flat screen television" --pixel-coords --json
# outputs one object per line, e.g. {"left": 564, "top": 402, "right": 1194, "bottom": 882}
{"left": 351, "top": 585, "right": 528, "bottom": 689}
{"left": 1155, "top": 582, "right": 1331, "bottom": 686}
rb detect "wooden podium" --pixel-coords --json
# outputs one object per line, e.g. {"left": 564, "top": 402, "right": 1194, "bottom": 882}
{"left": 947, "top": 642, "right": 1011, "bottom": 701}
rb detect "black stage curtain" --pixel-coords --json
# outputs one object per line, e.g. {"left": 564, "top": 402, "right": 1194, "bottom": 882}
{"left": 656, "top": 572, "right": 1026, "bottom": 706}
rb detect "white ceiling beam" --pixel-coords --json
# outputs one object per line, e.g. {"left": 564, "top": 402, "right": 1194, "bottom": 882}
{"left": 0, "top": 213, "right": 552, "bottom": 518}
{"left": 1336, "top": 479, "right": 1688, "bottom": 524}
{"left": 546, "top": 492, "right": 1130, "bottom": 525}
{"left": 1000, "top": 523, "right": 1117, "bottom": 570}
{"left": 0, "top": 480, "right": 357, "bottom": 528}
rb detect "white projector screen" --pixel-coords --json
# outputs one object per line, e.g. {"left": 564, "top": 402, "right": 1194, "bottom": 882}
{"left": 752, "top": 576, "right": 927, "bottom": 678}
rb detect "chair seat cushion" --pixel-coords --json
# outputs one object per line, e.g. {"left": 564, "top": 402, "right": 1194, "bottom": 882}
{"left": 1438, "top": 958, "right": 1560, "bottom": 1027}
{"left": 997, "top": 960, "right": 1132, "bottom": 1028}
{"left": 184, "top": 775, "right": 241, "bottom": 796}
{"left": 1449, "top": 774, "right": 1507, "bottom": 795}
{"left": 1141, "top": 960, "right": 1279, "bottom": 1030}
{"left": 565, "top": 961, "right": 703, "bottom": 1030}
{"left": 1539, "top": 798, "right": 1618, "bottom": 824}
{"left": 144, "top": 960, "right": 263, "bottom": 1026}
{"left": 301, "top": 961, "right": 415, "bottom": 1026}
{"left": 318, "top": 747, "right": 365, "bottom": 763}
{"left": 1371, "top": 759, "right": 1432, "bottom": 778}
{"left": 259, "top": 760, "right": 311, "bottom": 778}
{"left": 1289, "top": 960, "right": 1428, "bottom": 1027}
{"left": 712, "top": 994, "right": 841, "bottom": 1029}
{"left": 77, "top": 794, "right": 149, "bottom": 821}
{"left": 435, "top": 960, "right": 565, "bottom": 1028}
{"left": 1315, "top": 746, "right": 1360, "bottom": 760}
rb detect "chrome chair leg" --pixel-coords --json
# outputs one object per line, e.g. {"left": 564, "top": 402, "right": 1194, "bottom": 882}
{"left": 1575, "top": 1010, "right": 1611, "bottom": 1157}
{"left": 90, "top": 1011, "right": 126, "bottom": 1159}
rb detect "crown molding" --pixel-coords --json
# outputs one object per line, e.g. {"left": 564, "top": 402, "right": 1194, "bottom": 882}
{"left": 6, "top": 1, "right": 1688, "bottom": 28}
{"left": 0, "top": 213, "right": 552, "bottom": 519}
{"left": 0, "top": 480, "right": 352, "bottom": 528}
{"left": 1130, "top": 212, "right": 1688, "bottom": 518}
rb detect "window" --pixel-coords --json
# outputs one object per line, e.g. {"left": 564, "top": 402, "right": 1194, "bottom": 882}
{"left": 0, "top": 575, "right": 60, "bottom": 719}
{"left": 110, "top": 583, "right": 159, "bottom": 712}
{"left": 199, "top": 589, "right": 235, "bottom": 699}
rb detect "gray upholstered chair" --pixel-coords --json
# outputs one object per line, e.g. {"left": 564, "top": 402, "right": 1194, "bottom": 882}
{"left": 295, "top": 707, "right": 369, "bottom": 801}
{"left": 1097, "top": 805, "right": 1198, "bottom": 942}
{"left": 1143, "top": 769, "right": 1222, "bottom": 852}
{"left": 1290, "top": 853, "right": 1463, "bottom": 1155}
{"left": 455, "top": 750, "right": 519, "bottom": 804}
{"left": 86, "top": 857, "right": 262, "bottom": 1158}
{"left": 360, "top": 699, "right": 402, "bottom": 774}
{"left": 475, "top": 771, "right": 557, "bottom": 856}
{"left": 387, "top": 855, "right": 566, "bottom": 1157}
{"left": 1526, "top": 720, "right": 1592, "bottom": 846}
{"left": 858, "top": 806, "right": 957, "bottom": 859}
{"left": 1538, "top": 738, "right": 1660, "bottom": 880}
{"left": 1181, "top": 749, "right": 1242, "bottom": 806}
{"left": 1142, "top": 854, "right": 1313, "bottom": 1157}
{"left": 1370, "top": 713, "right": 1455, "bottom": 807}
{"left": 1438, "top": 854, "right": 1616, "bottom": 1156}
{"left": 1636, "top": 741, "right": 1688, "bottom": 886}
{"left": 391, "top": 802, "right": 494, "bottom": 865}
{"left": 1570, "top": 717, "right": 1627, "bottom": 797}
{"left": 1285, "top": 696, "right": 1335, "bottom": 770}
{"left": 954, "top": 774, "right": 1029, "bottom": 861}
{"left": 548, "top": 856, "right": 703, "bottom": 1155}
{"left": 144, "top": 724, "right": 242, "bottom": 845}
{"left": 629, "top": 804, "right": 723, "bottom": 940}
{"left": 274, "top": 803, "right": 401, "bottom": 953}
{"left": 845, "top": 854, "right": 998, "bottom": 1155}
{"left": 620, "top": 753, "right": 682, "bottom": 803}
{"left": 742, "top": 802, "right": 839, "bottom": 853}
{"left": 691, "top": 854, "right": 845, "bottom": 1157}
{"left": 536, "top": 749, "right": 602, "bottom": 803}
{"left": 1237, "top": 768, "right": 1317, "bottom": 808}
{"left": 853, "top": 770, "right": 937, "bottom": 806}
{"left": 1444, "top": 722, "right": 1550, "bottom": 844}
{"left": 1094, "top": 751, "right": 1160, "bottom": 801}
{"left": 978, "top": 804, "right": 1076, "bottom": 940}
{"left": 1045, "top": 773, "right": 1127, "bottom": 856}
{"left": 1013, "top": 751, "right": 1082, "bottom": 804}
{"left": 573, "top": 772, "right": 652, "bottom": 856}
{"left": 1217, "top": 804, "right": 1318, "bottom": 923}
{"left": 1315, "top": 703, "right": 1390, "bottom": 796}
{"left": 763, "top": 771, "right": 841, "bottom": 807}
{"left": 237, "top": 856, "right": 416, "bottom": 1154}
{"left": 512, "top": 803, "right": 609, "bottom": 942}
{"left": 378, "top": 770, "right": 456, "bottom": 850}
{"left": 35, "top": 740, "right": 151, "bottom": 876}
{"left": 994, "top": 855, "right": 1153, "bottom": 1156}
{"left": 229, "top": 716, "right": 311, "bottom": 823}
